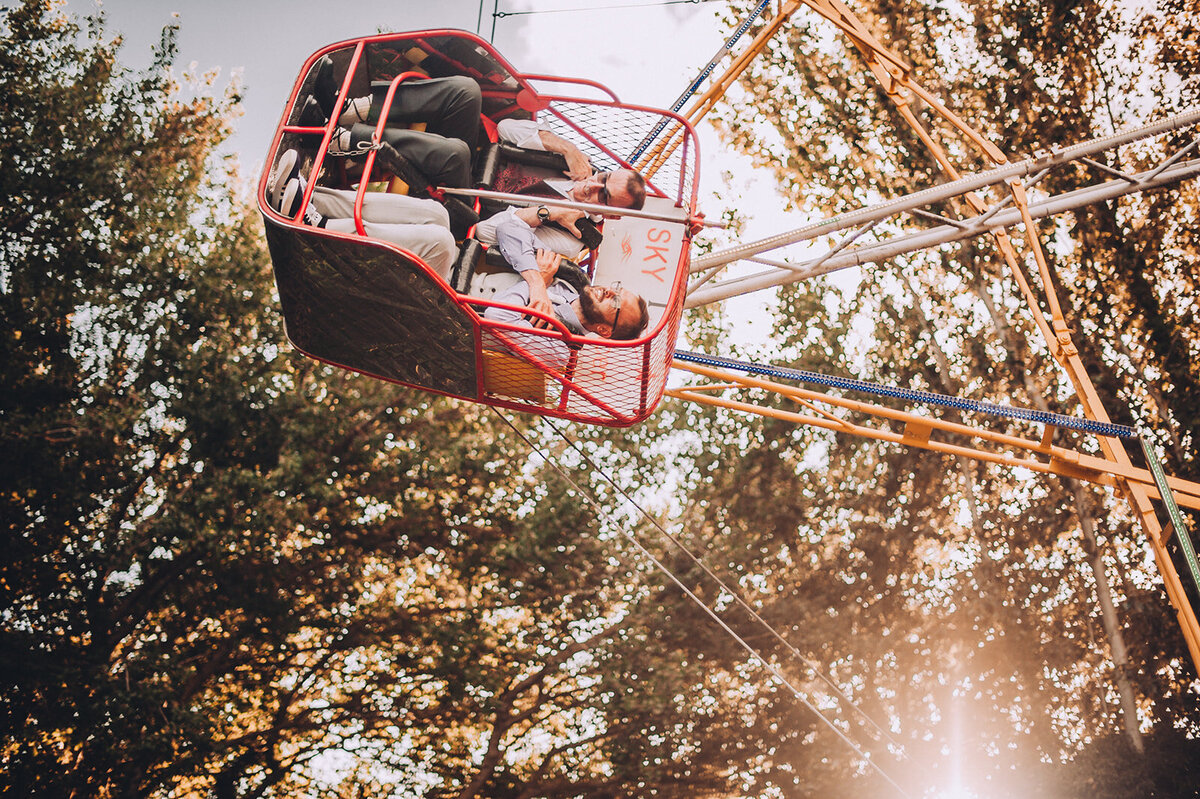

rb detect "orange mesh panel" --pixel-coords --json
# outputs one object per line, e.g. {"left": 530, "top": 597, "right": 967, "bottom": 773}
{"left": 482, "top": 348, "right": 548, "bottom": 404}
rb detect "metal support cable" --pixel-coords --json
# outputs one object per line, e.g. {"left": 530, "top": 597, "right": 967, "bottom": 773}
{"left": 628, "top": 0, "right": 773, "bottom": 162}
{"left": 539, "top": 417, "right": 906, "bottom": 752}
{"left": 673, "top": 350, "right": 1139, "bottom": 440}
{"left": 493, "top": 409, "right": 912, "bottom": 795}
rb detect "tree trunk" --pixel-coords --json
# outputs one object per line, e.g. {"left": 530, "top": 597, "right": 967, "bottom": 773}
{"left": 973, "top": 276, "right": 1144, "bottom": 754}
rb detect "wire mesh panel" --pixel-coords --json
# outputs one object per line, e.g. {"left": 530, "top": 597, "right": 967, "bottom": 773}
{"left": 537, "top": 99, "right": 699, "bottom": 208}
{"left": 472, "top": 266, "right": 687, "bottom": 427}
{"left": 265, "top": 219, "right": 478, "bottom": 396}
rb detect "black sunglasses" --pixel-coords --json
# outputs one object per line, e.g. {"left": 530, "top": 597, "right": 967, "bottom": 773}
{"left": 609, "top": 281, "right": 624, "bottom": 334}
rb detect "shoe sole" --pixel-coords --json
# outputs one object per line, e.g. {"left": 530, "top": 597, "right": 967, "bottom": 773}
{"left": 280, "top": 178, "right": 300, "bottom": 217}
{"left": 269, "top": 149, "right": 299, "bottom": 210}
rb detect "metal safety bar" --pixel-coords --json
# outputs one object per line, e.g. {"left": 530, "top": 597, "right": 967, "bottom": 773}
{"left": 440, "top": 186, "right": 718, "bottom": 226}
{"left": 685, "top": 158, "right": 1200, "bottom": 306}
{"left": 1141, "top": 436, "right": 1200, "bottom": 605}
{"left": 691, "top": 107, "right": 1200, "bottom": 277}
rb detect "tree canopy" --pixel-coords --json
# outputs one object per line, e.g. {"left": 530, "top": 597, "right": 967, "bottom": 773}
{"left": 689, "top": 0, "right": 1200, "bottom": 793}
{"left": 2, "top": 0, "right": 1199, "bottom": 797}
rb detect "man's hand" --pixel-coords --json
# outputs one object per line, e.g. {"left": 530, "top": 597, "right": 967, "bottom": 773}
{"left": 526, "top": 282, "right": 554, "bottom": 329}
{"left": 538, "top": 129, "right": 592, "bottom": 181}
{"left": 547, "top": 206, "right": 586, "bottom": 238}
{"left": 535, "top": 248, "right": 562, "bottom": 287}
{"left": 522, "top": 249, "right": 562, "bottom": 329}
{"left": 562, "top": 149, "right": 592, "bottom": 181}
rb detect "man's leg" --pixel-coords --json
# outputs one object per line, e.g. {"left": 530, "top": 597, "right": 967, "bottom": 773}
{"left": 321, "top": 217, "right": 457, "bottom": 280}
{"left": 312, "top": 186, "right": 451, "bottom": 227}
{"left": 358, "top": 192, "right": 451, "bottom": 228}
{"left": 313, "top": 188, "right": 457, "bottom": 279}
{"left": 370, "top": 76, "right": 481, "bottom": 151}
{"left": 308, "top": 186, "right": 361, "bottom": 219}
{"left": 344, "top": 124, "right": 472, "bottom": 189}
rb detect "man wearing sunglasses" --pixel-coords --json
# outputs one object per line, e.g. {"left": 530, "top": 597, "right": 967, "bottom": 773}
{"left": 473, "top": 167, "right": 646, "bottom": 265}
{"left": 483, "top": 250, "right": 649, "bottom": 342}
{"left": 473, "top": 118, "right": 647, "bottom": 262}
{"left": 492, "top": 118, "right": 647, "bottom": 204}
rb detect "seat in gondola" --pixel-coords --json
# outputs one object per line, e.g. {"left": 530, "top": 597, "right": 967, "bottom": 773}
{"left": 257, "top": 29, "right": 700, "bottom": 426}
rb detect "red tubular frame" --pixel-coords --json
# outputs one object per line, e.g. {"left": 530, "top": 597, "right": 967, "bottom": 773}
{"left": 259, "top": 30, "right": 700, "bottom": 426}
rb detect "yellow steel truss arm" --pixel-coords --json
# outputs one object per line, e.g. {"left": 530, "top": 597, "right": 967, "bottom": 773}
{"left": 662, "top": 0, "right": 1200, "bottom": 673}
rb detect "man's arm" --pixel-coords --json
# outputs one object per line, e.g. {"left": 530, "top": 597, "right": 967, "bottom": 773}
{"left": 478, "top": 206, "right": 585, "bottom": 259}
{"left": 536, "top": 129, "right": 591, "bottom": 181}
{"left": 482, "top": 281, "right": 572, "bottom": 372}
{"left": 494, "top": 208, "right": 586, "bottom": 267}
{"left": 482, "top": 280, "right": 530, "bottom": 326}
{"left": 493, "top": 216, "right": 552, "bottom": 327}
{"left": 493, "top": 213, "right": 541, "bottom": 275}
{"left": 481, "top": 278, "right": 563, "bottom": 337}
{"left": 520, "top": 249, "right": 561, "bottom": 328}
{"left": 512, "top": 204, "right": 585, "bottom": 238}
{"left": 497, "top": 118, "right": 591, "bottom": 180}
{"left": 494, "top": 215, "right": 564, "bottom": 328}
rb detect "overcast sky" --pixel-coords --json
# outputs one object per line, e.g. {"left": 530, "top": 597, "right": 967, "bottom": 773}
{"left": 68, "top": 0, "right": 736, "bottom": 172}
{"left": 65, "top": 0, "right": 803, "bottom": 333}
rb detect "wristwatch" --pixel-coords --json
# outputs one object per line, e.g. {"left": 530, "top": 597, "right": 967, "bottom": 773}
{"left": 536, "top": 205, "right": 551, "bottom": 222}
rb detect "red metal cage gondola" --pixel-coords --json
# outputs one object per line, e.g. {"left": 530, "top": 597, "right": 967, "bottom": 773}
{"left": 257, "top": 30, "right": 700, "bottom": 426}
